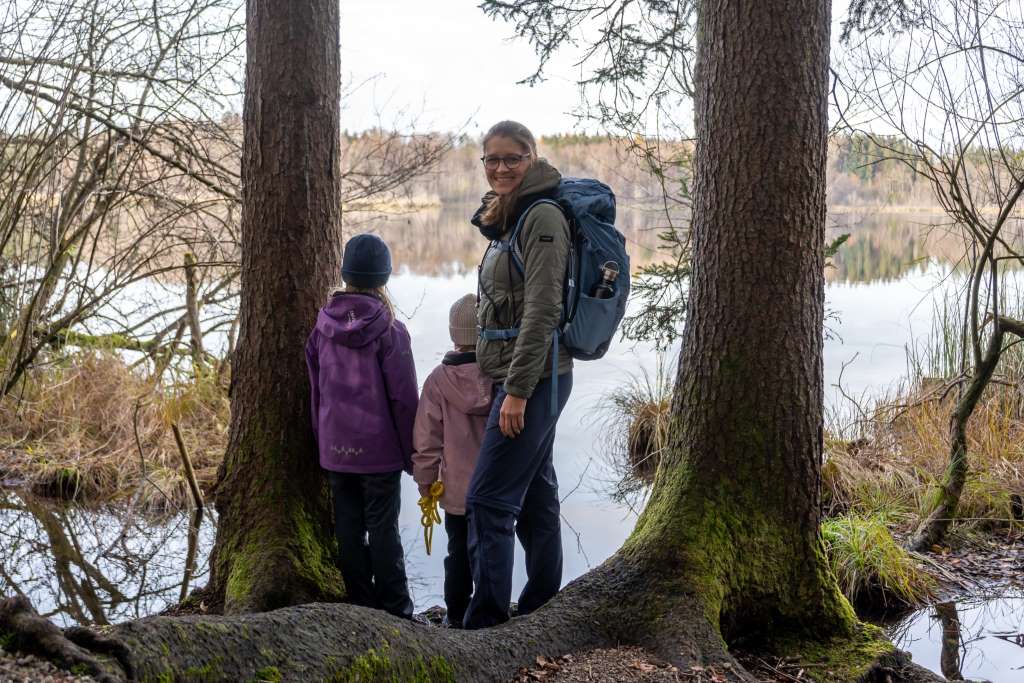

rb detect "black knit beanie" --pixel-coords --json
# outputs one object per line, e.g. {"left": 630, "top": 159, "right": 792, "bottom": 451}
{"left": 341, "top": 234, "right": 392, "bottom": 289}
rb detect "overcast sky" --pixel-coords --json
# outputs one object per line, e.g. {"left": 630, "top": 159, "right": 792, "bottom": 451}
{"left": 339, "top": 1, "right": 855, "bottom": 136}
{"left": 339, "top": 1, "right": 587, "bottom": 135}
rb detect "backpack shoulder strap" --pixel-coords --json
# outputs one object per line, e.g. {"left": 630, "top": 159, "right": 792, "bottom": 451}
{"left": 508, "top": 198, "right": 564, "bottom": 275}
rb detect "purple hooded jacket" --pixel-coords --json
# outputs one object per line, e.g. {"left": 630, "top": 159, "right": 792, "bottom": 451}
{"left": 305, "top": 293, "right": 418, "bottom": 474}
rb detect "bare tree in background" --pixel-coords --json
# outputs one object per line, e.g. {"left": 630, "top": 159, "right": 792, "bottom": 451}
{"left": 0, "top": 0, "right": 244, "bottom": 396}
{"left": 838, "top": 0, "right": 1024, "bottom": 549}
{"left": 0, "top": 0, "right": 453, "bottom": 399}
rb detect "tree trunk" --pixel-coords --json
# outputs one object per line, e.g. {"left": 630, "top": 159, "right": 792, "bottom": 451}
{"left": 183, "top": 252, "right": 205, "bottom": 375}
{"left": 622, "top": 0, "right": 855, "bottom": 642}
{"left": 908, "top": 329, "right": 1002, "bottom": 551}
{"left": 205, "top": 0, "right": 344, "bottom": 613}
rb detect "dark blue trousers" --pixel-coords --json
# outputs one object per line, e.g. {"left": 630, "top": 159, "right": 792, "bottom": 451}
{"left": 328, "top": 471, "right": 413, "bottom": 619}
{"left": 463, "top": 372, "right": 572, "bottom": 629}
{"left": 443, "top": 513, "right": 472, "bottom": 627}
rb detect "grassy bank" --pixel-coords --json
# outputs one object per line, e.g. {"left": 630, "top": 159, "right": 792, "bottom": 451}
{"left": 824, "top": 381, "right": 1024, "bottom": 537}
{"left": 0, "top": 350, "right": 227, "bottom": 511}
{"left": 600, "top": 358, "right": 1023, "bottom": 610}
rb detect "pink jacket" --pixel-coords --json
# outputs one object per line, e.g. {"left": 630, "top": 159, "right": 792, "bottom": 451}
{"left": 412, "top": 351, "right": 494, "bottom": 515}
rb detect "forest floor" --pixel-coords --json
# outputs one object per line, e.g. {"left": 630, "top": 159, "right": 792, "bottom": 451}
{"left": 506, "top": 535, "right": 1024, "bottom": 683}
{"left": 508, "top": 649, "right": 696, "bottom": 682}
{"left": 924, "top": 533, "right": 1024, "bottom": 594}
{"left": 506, "top": 647, "right": 862, "bottom": 683}
{"left": 0, "top": 647, "right": 94, "bottom": 683}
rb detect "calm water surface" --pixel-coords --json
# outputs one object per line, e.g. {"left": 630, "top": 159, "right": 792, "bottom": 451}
{"left": 885, "top": 596, "right": 1024, "bottom": 682}
{"left": 3, "top": 209, "right": 1019, "bottom": 680}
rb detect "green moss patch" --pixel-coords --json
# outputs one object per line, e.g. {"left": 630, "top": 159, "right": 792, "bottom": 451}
{"left": 328, "top": 643, "right": 455, "bottom": 683}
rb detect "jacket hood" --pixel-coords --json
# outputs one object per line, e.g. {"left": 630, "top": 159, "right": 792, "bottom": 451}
{"left": 472, "top": 158, "right": 562, "bottom": 240}
{"left": 315, "top": 293, "right": 391, "bottom": 348}
{"left": 435, "top": 353, "right": 493, "bottom": 415}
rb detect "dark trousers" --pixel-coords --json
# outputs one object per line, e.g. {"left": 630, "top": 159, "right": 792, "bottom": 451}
{"left": 443, "top": 513, "right": 472, "bottom": 627}
{"left": 328, "top": 470, "right": 413, "bottom": 619}
{"left": 463, "top": 372, "right": 572, "bottom": 629}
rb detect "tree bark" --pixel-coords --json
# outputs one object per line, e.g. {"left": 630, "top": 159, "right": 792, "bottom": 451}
{"left": 624, "top": 0, "right": 855, "bottom": 642}
{"left": 183, "top": 253, "right": 205, "bottom": 375}
{"left": 204, "top": 0, "right": 344, "bottom": 613}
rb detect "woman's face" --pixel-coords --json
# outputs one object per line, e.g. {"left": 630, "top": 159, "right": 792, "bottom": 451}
{"left": 483, "top": 136, "right": 533, "bottom": 196}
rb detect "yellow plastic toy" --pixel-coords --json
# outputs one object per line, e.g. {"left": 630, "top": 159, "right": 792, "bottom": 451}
{"left": 418, "top": 481, "right": 444, "bottom": 555}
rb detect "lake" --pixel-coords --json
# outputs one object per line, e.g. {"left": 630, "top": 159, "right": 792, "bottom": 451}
{"left": 3, "top": 207, "right": 1021, "bottom": 680}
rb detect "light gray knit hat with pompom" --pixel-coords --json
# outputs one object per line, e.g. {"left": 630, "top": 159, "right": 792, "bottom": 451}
{"left": 449, "top": 293, "right": 478, "bottom": 347}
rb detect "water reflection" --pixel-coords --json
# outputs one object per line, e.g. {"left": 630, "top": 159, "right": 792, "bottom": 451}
{"left": 827, "top": 215, "right": 934, "bottom": 284}
{"left": 368, "top": 203, "right": 674, "bottom": 276}
{"left": 936, "top": 602, "right": 965, "bottom": 680}
{"left": 888, "top": 596, "right": 1024, "bottom": 681}
{"left": 0, "top": 490, "right": 214, "bottom": 627}
{"left": 5, "top": 208, "right": 1022, "bottom": 636}
{"left": 828, "top": 213, "right": 1024, "bottom": 284}
{"left": 368, "top": 206, "right": 1015, "bottom": 286}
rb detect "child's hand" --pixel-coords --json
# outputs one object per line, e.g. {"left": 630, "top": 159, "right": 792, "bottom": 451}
{"left": 499, "top": 394, "right": 527, "bottom": 438}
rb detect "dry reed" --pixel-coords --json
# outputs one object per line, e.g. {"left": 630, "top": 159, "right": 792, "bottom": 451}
{"left": 0, "top": 350, "right": 228, "bottom": 511}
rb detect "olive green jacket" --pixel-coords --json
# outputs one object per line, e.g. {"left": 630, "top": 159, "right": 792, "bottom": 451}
{"left": 474, "top": 159, "right": 573, "bottom": 399}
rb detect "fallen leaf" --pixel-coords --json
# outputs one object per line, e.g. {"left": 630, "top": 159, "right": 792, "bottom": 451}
{"left": 631, "top": 659, "right": 657, "bottom": 672}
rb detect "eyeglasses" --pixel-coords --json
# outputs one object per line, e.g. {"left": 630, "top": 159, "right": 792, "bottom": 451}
{"left": 480, "top": 153, "right": 531, "bottom": 171}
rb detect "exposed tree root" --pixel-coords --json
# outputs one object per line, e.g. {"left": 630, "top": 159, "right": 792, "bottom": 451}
{"left": 1, "top": 556, "right": 945, "bottom": 683}
{"left": 0, "top": 597, "right": 127, "bottom": 682}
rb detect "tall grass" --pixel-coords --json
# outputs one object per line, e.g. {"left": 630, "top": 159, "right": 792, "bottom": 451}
{"left": 0, "top": 350, "right": 228, "bottom": 511}
{"left": 905, "top": 274, "right": 1024, "bottom": 381}
{"left": 821, "top": 514, "right": 935, "bottom": 610}
{"left": 825, "top": 277, "right": 1024, "bottom": 539}
{"left": 596, "top": 356, "right": 675, "bottom": 508}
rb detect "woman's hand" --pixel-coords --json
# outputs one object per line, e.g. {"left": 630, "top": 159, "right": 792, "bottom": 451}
{"left": 499, "top": 394, "right": 527, "bottom": 438}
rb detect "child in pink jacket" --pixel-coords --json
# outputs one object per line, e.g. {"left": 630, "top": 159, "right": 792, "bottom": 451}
{"left": 412, "top": 293, "right": 493, "bottom": 628}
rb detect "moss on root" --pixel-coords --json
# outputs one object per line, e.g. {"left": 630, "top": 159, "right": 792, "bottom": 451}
{"left": 624, "top": 452, "right": 857, "bottom": 643}
{"left": 251, "top": 665, "right": 283, "bottom": 682}
{"left": 327, "top": 643, "right": 455, "bottom": 683}
{"left": 181, "top": 659, "right": 222, "bottom": 682}
{"left": 213, "top": 420, "right": 345, "bottom": 612}
{"left": 772, "top": 622, "right": 897, "bottom": 683}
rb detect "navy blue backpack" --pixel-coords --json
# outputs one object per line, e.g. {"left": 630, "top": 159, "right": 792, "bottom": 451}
{"left": 483, "top": 178, "right": 630, "bottom": 409}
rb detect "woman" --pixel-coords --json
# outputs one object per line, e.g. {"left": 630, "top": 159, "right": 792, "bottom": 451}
{"left": 463, "top": 120, "right": 573, "bottom": 629}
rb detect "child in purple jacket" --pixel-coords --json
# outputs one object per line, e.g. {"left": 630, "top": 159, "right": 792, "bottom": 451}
{"left": 305, "top": 233, "right": 417, "bottom": 619}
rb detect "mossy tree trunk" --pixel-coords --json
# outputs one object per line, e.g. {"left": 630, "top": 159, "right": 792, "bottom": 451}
{"left": 622, "top": 0, "right": 858, "bottom": 644}
{"left": 205, "top": 0, "right": 345, "bottom": 613}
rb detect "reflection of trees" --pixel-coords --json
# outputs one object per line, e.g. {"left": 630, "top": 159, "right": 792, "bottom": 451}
{"left": 374, "top": 208, "right": 1014, "bottom": 285}
{"left": 829, "top": 215, "right": 1024, "bottom": 284}
{"left": 0, "top": 491, "right": 212, "bottom": 627}
{"left": 828, "top": 219, "right": 930, "bottom": 283}
{"left": 371, "top": 204, "right": 674, "bottom": 277}
{"left": 936, "top": 601, "right": 965, "bottom": 681}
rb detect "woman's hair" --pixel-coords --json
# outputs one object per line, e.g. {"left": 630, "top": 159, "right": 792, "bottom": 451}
{"left": 331, "top": 284, "right": 395, "bottom": 321}
{"left": 480, "top": 121, "right": 538, "bottom": 230}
